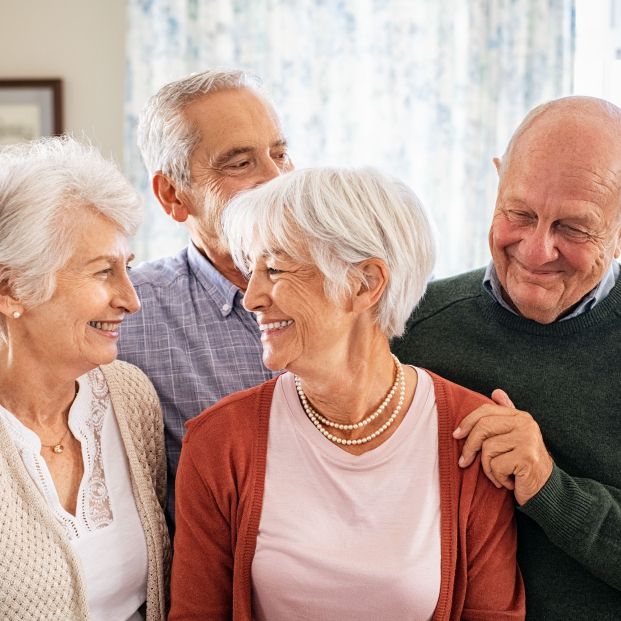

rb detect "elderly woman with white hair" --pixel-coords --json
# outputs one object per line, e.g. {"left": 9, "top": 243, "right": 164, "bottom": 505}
{"left": 0, "top": 137, "right": 169, "bottom": 620}
{"left": 170, "top": 167, "right": 524, "bottom": 620}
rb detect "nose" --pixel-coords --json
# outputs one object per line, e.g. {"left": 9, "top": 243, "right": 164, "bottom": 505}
{"left": 519, "top": 223, "right": 559, "bottom": 265}
{"left": 242, "top": 269, "right": 270, "bottom": 313}
{"left": 115, "top": 271, "right": 141, "bottom": 315}
{"left": 254, "top": 155, "right": 287, "bottom": 186}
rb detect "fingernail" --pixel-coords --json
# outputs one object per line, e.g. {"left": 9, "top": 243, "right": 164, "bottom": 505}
{"left": 458, "top": 455, "right": 465, "bottom": 467}
{"left": 453, "top": 427, "right": 462, "bottom": 438}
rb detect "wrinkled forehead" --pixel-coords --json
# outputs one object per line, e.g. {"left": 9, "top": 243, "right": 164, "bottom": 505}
{"left": 186, "top": 88, "right": 284, "bottom": 153}
{"left": 501, "top": 116, "right": 621, "bottom": 214}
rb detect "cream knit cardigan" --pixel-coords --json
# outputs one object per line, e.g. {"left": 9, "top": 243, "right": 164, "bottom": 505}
{"left": 0, "top": 360, "right": 171, "bottom": 620}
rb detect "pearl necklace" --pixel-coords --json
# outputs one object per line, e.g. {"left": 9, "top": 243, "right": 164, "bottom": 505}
{"left": 298, "top": 353, "right": 401, "bottom": 430}
{"left": 295, "top": 358, "right": 406, "bottom": 446}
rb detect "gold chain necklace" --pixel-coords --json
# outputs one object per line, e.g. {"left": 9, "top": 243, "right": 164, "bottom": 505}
{"left": 40, "top": 419, "right": 71, "bottom": 455}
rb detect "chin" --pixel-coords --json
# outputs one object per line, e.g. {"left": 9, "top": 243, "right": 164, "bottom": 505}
{"left": 91, "top": 349, "right": 119, "bottom": 369}
{"left": 513, "top": 299, "right": 562, "bottom": 324}
{"left": 262, "top": 355, "right": 287, "bottom": 372}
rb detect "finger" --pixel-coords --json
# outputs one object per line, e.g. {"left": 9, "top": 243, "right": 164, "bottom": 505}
{"left": 453, "top": 403, "right": 499, "bottom": 439}
{"left": 459, "top": 416, "right": 517, "bottom": 467}
{"left": 481, "top": 449, "right": 503, "bottom": 488}
{"left": 488, "top": 452, "right": 518, "bottom": 491}
{"left": 491, "top": 388, "right": 515, "bottom": 409}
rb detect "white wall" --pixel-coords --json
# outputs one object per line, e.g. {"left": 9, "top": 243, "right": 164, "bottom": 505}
{"left": 0, "top": 0, "right": 126, "bottom": 163}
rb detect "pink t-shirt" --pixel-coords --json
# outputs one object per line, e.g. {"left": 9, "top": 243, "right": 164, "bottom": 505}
{"left": 252, "top": 368, "right": 441, "bottom": 621}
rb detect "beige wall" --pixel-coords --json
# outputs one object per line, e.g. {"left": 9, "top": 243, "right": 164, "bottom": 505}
{"left": 0, "top": 0, "right": 126, "bottom": 163}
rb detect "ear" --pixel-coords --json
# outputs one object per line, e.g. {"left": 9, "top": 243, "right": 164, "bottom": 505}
{"left": 0, "top": 282, "right": 23, "bottom": 320}
{"left": 493, "top": 157, "right": 502, "bottom": 176}
{"left": 352, "top": 258, "right": 389, "bottom": 314}
{"left": 152, "top": 172, "right": 190, "bottom": 223}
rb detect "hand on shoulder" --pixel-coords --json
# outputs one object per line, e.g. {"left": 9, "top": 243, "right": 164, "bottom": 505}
{"left": 453, "top": 389, "right": 554, "bottom": 505}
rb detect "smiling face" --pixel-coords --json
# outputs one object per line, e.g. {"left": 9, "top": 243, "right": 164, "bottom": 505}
{"left": 15, "top": 209, "right": 140, "bottom": 378}
{"left": 489, "top": 109, "right": 621, "bottom": 324}
{"left": 242, "top": 254, "right": 355, "bottom": 375}
{"left": 183, "top": 88, "right": 293, "bottom": 252}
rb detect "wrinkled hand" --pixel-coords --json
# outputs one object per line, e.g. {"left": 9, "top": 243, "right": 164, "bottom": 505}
{"left": 453, "top": 389, "right": 554, "bottom": 505}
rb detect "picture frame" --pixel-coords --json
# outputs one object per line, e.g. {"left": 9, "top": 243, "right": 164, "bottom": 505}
{"left": 0, "top": 79, "right": 63, "bottom": 145}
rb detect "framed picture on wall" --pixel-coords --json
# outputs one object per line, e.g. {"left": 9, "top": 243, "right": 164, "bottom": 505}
{"left": 0, "top": 79, "right": 62, "bottom": 145}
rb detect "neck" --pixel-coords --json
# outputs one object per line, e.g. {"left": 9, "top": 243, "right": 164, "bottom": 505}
{"left": 295, "top": 333, "right": 397, "bottom": 425}
{"left": 192, "top": 236, "right": 248, "bottom": 290}
{"left": 0, "top": 343, "right": 78, "bottom": 426}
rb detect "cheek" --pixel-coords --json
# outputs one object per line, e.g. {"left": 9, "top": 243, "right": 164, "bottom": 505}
{"left": 489, "top": 222, "right": 514, "bottom": 265}
{"left": 492, "top": 219, "right": 521, "bottom": 248}
{"left": 215, "top": 176, "right": 254, "bottom": 204}
{"left": 563, "top": 242, "right": 608, "bottom": 273}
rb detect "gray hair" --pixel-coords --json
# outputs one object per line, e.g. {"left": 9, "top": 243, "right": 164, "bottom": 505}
{"left": 0, "top": 135, "right": 142, "bottom": 343}
{"left": 223, "top": 167, "right": 436, "bottom": 338}
{"left": 137, "top": 69, "right": 262, "bottom": 189}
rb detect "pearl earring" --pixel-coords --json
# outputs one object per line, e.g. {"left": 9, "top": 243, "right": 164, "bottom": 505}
{"left": 12, "top": 311, "right": 21, "bottom": 319}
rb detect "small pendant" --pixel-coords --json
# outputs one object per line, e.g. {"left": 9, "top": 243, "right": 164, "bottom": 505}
{"left": 52, "top": 444, "right": 64, "bottom": 454}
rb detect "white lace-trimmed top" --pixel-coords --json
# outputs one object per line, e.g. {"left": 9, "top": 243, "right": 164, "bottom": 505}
{"left": 0, "top": 368, "right": 148, "bottom": 621}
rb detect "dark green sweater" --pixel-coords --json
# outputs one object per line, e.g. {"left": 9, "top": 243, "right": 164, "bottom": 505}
{"left": 392, "top": 268, "right": 621, "bottom": 620}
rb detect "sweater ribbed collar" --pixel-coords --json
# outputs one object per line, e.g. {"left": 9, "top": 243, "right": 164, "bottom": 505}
{"left": 479, "top": 272, "right": 621, "bottom": 336}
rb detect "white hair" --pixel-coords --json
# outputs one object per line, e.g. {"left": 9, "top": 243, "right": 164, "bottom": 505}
{"left": 137, "top": 68, "right": 262, "bottom": 190}
{"left": 224, "top": 167, "right": 436, "bottom": 338}
{"left": 0, "top": 135, "right": 142, "bottom": 343}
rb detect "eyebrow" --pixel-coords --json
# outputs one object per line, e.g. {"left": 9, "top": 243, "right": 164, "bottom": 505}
{"left": 212, "top": 138, "right": 289, "bottom": 168}
{"left": 85, "top": 253, "right": 135, "bottom": 266}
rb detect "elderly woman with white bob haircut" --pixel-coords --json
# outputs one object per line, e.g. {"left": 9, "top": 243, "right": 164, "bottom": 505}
{"left": 170, "top": 167, "right": 524, "bottom": 621}
{"left": 0, "top": 137, "right": 169, "bottom": 620}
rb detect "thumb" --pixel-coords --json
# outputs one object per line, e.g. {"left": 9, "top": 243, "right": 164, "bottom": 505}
{"left": 491, "top": 388, "right": 515, "bottom": 408}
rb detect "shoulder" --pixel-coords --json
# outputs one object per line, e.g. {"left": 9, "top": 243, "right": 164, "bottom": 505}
{"left": 184, "top": 378, "right": 278, "bottom": 447}
{"left": 99, "top": 360, "right": 160, "bottom": 407}
{"left": 426, "top": 370, "right": 492, "bottom": 426}
{"left": 413, "top": 268, "right": 486, "bottom": 322}
{"left": 129, "top": 247, "right": 191, "bottom": 291}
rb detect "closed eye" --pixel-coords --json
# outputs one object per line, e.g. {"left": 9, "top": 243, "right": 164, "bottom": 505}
{"left": 556, "top": 223, "right": 591, "bottom": 240}
{"left": 228, "top": 160, "right": 251, "bottom": 170}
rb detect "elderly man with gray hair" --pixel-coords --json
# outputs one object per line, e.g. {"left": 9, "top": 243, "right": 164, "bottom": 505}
{"left": 118, "top": 70, "right": 293, "bottom": 529}
{"left": 393, "top": 96, "right": 621, "bottom": 619}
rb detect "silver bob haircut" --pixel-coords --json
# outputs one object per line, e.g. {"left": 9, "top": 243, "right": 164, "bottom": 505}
{"left": 224, "top": 167, "right": 436, "bottom": 338}
{"left": 137, "top": 68, "right": 262, "bottom": 190}
{"left": 0, "top": 136, "right": 142, "bottom": 343}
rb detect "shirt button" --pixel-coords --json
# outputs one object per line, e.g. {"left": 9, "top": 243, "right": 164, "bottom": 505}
{"left": 222, "top": 303, "right": 231, "bottom": 313}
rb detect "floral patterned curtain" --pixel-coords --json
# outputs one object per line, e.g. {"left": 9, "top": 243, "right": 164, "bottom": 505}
{"left": 125, "top": 0, "right": 575, "bottom": 276}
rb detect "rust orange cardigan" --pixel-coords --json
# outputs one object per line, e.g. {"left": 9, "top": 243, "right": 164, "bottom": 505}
{"left": 170, "top": 372, "right": 525, "bottom": 620}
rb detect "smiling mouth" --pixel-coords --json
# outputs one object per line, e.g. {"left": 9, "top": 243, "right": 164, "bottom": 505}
{"left": 88, "top": 321, "right": 121, "bottom": 331}
{"left": 259, "top": 319, "right": 294, "bottom": 332}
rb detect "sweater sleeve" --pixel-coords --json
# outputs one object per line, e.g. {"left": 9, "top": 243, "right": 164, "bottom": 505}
{"left": 519, "top": 463, "right": 621, "bottom": 591}
{"left": 169, "top": 440, "right": 233, "bottom": 621}
{"left": 461, "top": 465, "right": 525, "bottom": 620}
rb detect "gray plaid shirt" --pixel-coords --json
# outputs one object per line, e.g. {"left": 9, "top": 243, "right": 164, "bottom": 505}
{"left": 118, "top": 243, "right": 275, "bottom": 529}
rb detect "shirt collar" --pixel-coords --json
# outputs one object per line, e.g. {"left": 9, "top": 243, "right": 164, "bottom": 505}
{"left": 483, "top": 261, "right": 620, "bottom": 321}
{"left": 187, "top": 242, "right": 240, "bottom": 317}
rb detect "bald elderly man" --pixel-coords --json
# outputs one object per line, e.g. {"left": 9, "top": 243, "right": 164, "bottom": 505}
{"left": 393, "top": 97, "right": 621, "bottom": 619}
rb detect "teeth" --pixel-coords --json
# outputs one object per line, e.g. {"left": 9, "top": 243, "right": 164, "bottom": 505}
{"left": 88, "top": 321, "right": 118, "bottom": 331}
{"left": 259, "top": 319, "right": 294, "bottom": 332}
